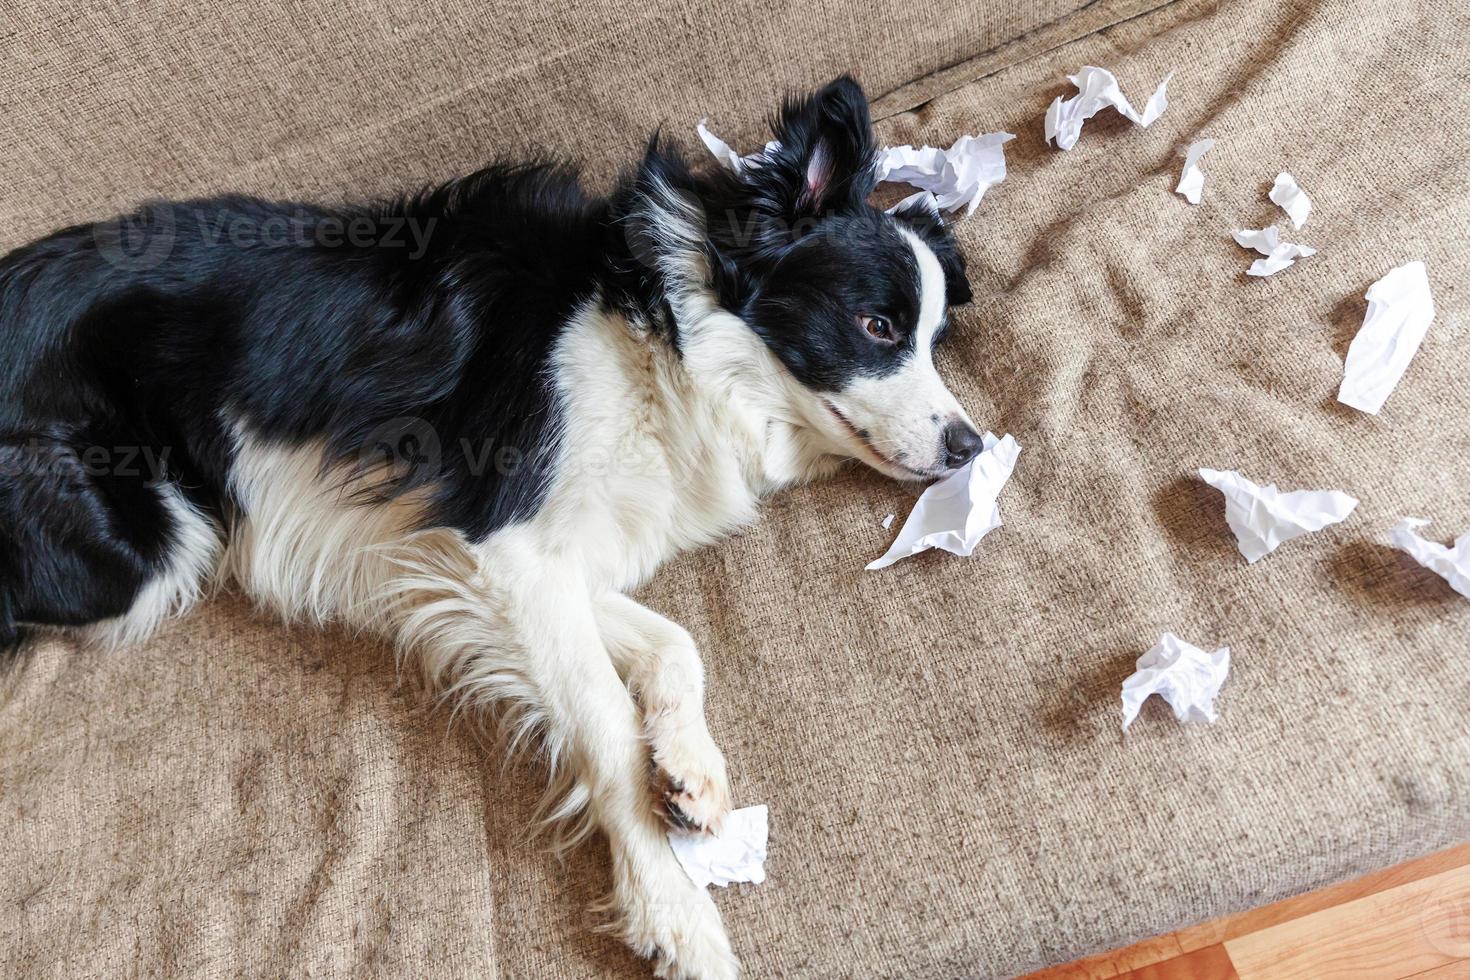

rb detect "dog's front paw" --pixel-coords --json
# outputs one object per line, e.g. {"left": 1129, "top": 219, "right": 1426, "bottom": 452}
{"left": 619, "top": 873, "right": 739, "bottom": 980}
{"left": 647, "top": 717, "right": 732, "bottom": 836}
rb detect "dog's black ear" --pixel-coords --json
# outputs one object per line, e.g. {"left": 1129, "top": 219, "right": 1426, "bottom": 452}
{"left": 890, "top": 197, "right": 974, "bottom": 306}
{"left": 752, "top": 76, "right": 877, "bottom": 223}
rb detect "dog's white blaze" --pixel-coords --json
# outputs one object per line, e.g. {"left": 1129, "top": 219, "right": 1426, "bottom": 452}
{"left": 904, "top": 226, "right": 949, "bottom": 358}
{"left": 820, "top": 228, "right": 971, "bottom": 475}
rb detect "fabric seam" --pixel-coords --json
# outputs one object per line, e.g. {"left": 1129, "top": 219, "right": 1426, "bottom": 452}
{"left": 871, "top": 0, "right": 1183, "bottom": 122}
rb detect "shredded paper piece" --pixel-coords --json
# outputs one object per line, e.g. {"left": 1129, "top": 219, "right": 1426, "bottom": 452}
{"left": 669, "top": 804, "right": 769, "bottom": 889}
{"left": 1122, "top": 633, "right": 1231, "bottom": 731}
{"left": 696, "top": 120, "right": 777, "bottom": 174}
{"left": 1199, "top": 468, "right": 1358, "bottom": 563}
{"left": 866, "top": 433, "right": 1021, "bottom": 571}
{"left": 1338, "top": 261, "right": 1436, "bottom": 415}
{"left": 1044, "top": 66, "right": 1172, "bottom": 151}
{"left": 886, "top": 190, "right": 939, "bottom": 216}
{"left": 696, "top": 120, "right": 746, "bottom": 173}
{"left": 1175, "top": 138, "right": 1215, "bottom": 204}
{"left": 1390, "top": 519, "right": 1470, "bottom": 599}
{"left": 881, "top": 513, "right": 895, "bottom": 529}
{"left": 697, "top": 123, "right": 1012, "bottom": 215}
{"left": 1269, "top": 171, "right": 1312, "bottom": 229}
{"left": 1233, "top": 226, "right": 1316, "bottom": 277}
{"left": 873, "top": 133, "right": 1015, "bottom": 216}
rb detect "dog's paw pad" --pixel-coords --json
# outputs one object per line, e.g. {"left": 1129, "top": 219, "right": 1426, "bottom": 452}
{"left": 659, "top": 775, "right": 728, "bottom": 835}
{"left": 648, "top": 726, "right": 731, "bottom": 836}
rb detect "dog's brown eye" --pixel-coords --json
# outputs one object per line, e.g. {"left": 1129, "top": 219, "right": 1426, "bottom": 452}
{"left": 859, "top": 314, "right": 894, "bottom": 342}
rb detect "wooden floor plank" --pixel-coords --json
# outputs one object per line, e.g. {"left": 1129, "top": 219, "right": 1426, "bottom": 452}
{"left": 1015, "top": 934, "right": 1184, "bottom": 980}
{"left": 1402, "top": 962, "right": 1470, "bottom": 979}
{"left": 1110, "top": 944, "right": 1238, "bottom": 980}
{"left": 1224, "top": 864, "right": 1470, "bottom": 979}
{"left": 1177, "top": 843, "right": 1470, "bottom": 953}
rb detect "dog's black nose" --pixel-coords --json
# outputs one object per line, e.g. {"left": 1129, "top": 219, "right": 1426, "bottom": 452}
{"left": 942, "top": 421, "right": 985, "bottom": 469}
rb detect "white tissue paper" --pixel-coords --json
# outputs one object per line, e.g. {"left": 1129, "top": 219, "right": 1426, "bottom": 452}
{"left": 1198, "top": 468, "right": 1359, "bottom": 563}
{"left": 697, "top": 123, "right": 1013, "bottom": 216}
{"left": 1232, "top": 226, "right": 1317, "bottom": 277}
{"left": 1338, "top": 261, "right": 1436, "bottom": 415}
{"left": 1121, "top": 633, "right": 1231, "bottom": 731}
{"left": 882, "top": 513, "right": 895, "bottom": 529}
{"left": 1269, "top": 171, "right": 1312, "bottom": 229}
{"left": 866, "top": 433, "right": 1021, "bottom": 570}
{"left": 885, "top": 190, "right": 939, "bottom": 216}
{"left": 696, "top": 120, "right": 777, "bottom": 174}
{"left": 1174, "top": 138, "right": 1215, "bottom": 204}
{"left": 1389, "top": 519, "right": 1470, "bottom": 599}
{"left": 1044, "top": 66, "right": 1172, "bottom": 151}
{"left": 668, "top": 804, "right": 769, "bottom": 888}
{"left": 873, "top": 133, "right": 1015, "bottom": 216}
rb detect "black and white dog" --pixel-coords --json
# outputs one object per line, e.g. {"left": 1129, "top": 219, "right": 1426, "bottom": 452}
{"left": 0, "top": 76, "right": 978, "bottom": 977}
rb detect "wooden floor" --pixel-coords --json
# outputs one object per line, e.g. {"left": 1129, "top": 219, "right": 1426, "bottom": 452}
{"left": 1022, "top": 843, "right": 1470, "bottom": 980}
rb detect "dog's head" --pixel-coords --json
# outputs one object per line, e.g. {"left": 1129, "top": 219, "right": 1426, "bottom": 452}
{"left": 656, "top": 77, "right": 980, "bottom": 480}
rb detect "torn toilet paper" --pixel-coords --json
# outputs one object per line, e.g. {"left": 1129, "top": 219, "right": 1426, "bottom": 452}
{"left": 873, "top": 133, "right": 1015, "bottom": 216}
{"left": 696, "top": 120, "right": 777, "bottom": 174}
{"left": 1233, "top": 226, "right": 1316, "bottom": 277}
{"left": 1338, "top": 261, "right": 1436, "bottom": 415}
{"left": 697, "top": 123, "right": 1013, "bottom": 216}
{"left": 1175, "top": 138, "right": 1215, "bottom": 204}
{"left": 866, "top": 433, "right": 1021, "bottom": 570}
{"left": 886, "top": 190, "right": 939, "bottom": 216}
{"left": 1044, "top": 66, "right": 1172, "bottom": 151}
{"left": 668, "top": 804, "right": 769, "bottom": 888}
{"left": 1121, "top": 633, "right": 1231, "bottom": 731}
{"left": 1198, "top": 468, "right": 1359, "bottom": 563}
{"left": 1389, "top": 519, "right": 1470, "bottom": 599}
{"left": 1269, "top": 171, "right": 1312, "bottom": 229}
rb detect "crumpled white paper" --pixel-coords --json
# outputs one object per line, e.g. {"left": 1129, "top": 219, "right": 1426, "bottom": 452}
{"left": 885, "top": 190, "right": 939, "bottom": 216}
{"left": 1175, "top": 138, "right": 1215, "bottom": 204}
{"left": 696, "top": 120, "right": 777, "bottom": 174}
{"left": 696, "top": 124, "right": 1013, "bottom": 216}
{"left": 873, "top": 133, "right": 1015, "bottom": 216}
{"left": 1338, "top": 261, "right": 1436, "bottom": 415}
{"left": 1233, "top": 226, "right": 1317, "bottom": 277}
{"left": 1199, "top": 468, "right": 1359, "bottom": 563}
{"left": 1390, "top": 519, "right": 1470, "bottom": 599}
{"left": 1269, "top": 171, "right": 1312, "bottom": 229}
{"left": 866, "top": 433, "right": 1021, "bottom": 570}
{"left": 668, "top": 804, "right": 769, "bottom": 888}
{"left": 1044, "top": 66, "right": 1172, "bottom": 151}
{"left": 1121, "top": 633, "right": 1231, "bottom": 730}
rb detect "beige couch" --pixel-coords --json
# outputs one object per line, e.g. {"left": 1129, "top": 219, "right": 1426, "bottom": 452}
{"left": 3, "top": 1, "right": 1467, "bottom": 976}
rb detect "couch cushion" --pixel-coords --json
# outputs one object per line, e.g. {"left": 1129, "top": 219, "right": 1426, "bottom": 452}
{"left": 3, "top": 0, "right": 1469, "bottom": 977}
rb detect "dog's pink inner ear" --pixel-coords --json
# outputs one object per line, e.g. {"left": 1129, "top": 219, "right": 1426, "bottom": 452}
{"left": 799, "top": 142, "right": 832, "bottom": 211}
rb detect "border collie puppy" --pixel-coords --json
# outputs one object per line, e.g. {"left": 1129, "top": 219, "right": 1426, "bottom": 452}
{"left": 0, "top": 76, "right": 977, "bottom": 978}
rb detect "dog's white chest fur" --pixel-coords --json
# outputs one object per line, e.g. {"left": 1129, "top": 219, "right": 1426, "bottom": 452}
{"left": 532, "top": 299, "right": 819, "bottom": 590}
